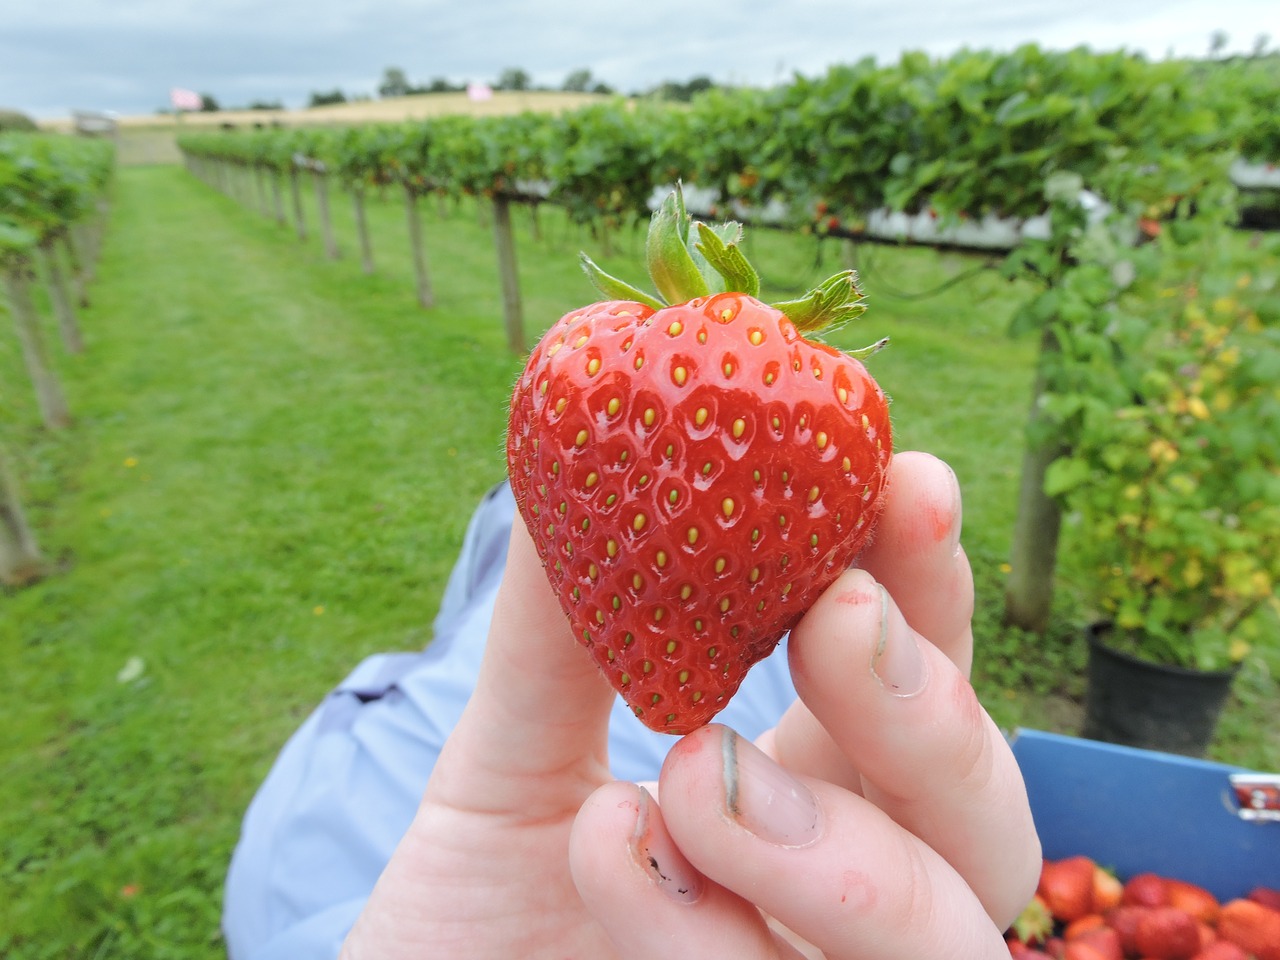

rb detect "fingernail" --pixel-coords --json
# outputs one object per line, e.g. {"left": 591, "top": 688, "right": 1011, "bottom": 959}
{"left": 722, "top": 728, "right": 822, "bottom": 847}
{"left": 631, "top": 785, "right": 702, "bottom": 903}
{"left": 870, "top": 585, "right": 928, "bottom": 697}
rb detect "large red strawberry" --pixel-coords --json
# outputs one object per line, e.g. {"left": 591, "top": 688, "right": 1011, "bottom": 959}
{"left": 507, "top": 187, "right": 892, "bottom": 733}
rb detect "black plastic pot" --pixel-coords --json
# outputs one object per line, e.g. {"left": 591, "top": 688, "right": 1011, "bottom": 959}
{"left": 1081, "top": 623, "right": 1238, "bottom": 758}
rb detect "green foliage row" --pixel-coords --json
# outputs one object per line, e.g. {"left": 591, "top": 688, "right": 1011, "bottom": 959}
{"left": 177, "top": 45, "right": 1278, "bottom": 232}
{"left": 0, "top": 133, "right": 115, "bottom": 262}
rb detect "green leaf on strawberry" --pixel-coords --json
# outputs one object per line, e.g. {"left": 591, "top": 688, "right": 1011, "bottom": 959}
{"left": 506, "top": 185, "right": 893, "bottom": 734}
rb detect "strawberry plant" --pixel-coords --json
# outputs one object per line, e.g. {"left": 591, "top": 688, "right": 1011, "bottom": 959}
{"left": 506, "top": 187, "right": 892, "bottom": 732}
{"left": 544, "top": 103, "right": 659, "bottom": 241}
{"left": 1044, "top": 212, "right": 1280, "bottom": 671}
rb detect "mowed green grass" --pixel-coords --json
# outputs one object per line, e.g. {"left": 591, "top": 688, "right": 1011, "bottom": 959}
{"left": 1, "top": 164, "right": 1275, "bottom": 957}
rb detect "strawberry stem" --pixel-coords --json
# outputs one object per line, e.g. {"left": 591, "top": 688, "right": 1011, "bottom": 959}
{"left": 693, "top": 222, "right": 759, "bottom": 298}
{"left": 645, "top": 185, "right": 710, "bottom": 305}
{"left": 770, "top": 270, "right": 868, "bottom": 334}
{"left": 580, "top": 253, "right": 664, "bottom": 309}
{"left": 847, "top": 337, "right": 890, "bottom": 360}
{"left": 579, "top": 184, "right": 877, "bottom": 343}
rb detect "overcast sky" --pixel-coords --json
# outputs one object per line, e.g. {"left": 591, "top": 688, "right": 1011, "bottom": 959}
{"left": 4, "top": 0, "right": 1275, "bottom": 120}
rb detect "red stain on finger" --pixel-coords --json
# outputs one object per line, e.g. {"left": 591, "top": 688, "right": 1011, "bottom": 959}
{"left": 839, "top": 869, "right": 878, "bottom": 914}
{"left": 834, "top": 587, "right": 879, "bottom": 607}
{"left": 925, "top": 498, "right": 954, "bottom": 543}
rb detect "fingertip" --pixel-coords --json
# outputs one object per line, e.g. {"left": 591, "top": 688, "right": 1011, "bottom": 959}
{"left": 855, "top": 452, "right": 974, "bottom": 672}
{"left": 864, "top": 451, "right": 962, "bottom": 562}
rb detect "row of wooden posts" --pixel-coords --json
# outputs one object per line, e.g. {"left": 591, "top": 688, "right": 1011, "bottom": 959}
{"left": 1, "top": 204, "right": 108, "bottom": 586}
{"left": 181, "top": 154, "right": 532, "bottom": 355}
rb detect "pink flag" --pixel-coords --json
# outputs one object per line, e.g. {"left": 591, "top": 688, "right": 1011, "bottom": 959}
{"left": 170, "top": 87, "right": 203, "bottom": 111}
{"left": 466, "top": 83, "right": 494, "bottom": 102}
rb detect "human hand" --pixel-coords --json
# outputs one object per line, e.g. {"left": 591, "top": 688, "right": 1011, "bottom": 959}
{"left": 340, "top": 452, "right": 1041, "bottom": 959}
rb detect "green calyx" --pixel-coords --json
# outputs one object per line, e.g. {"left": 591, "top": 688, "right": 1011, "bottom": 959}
{"left": 580, "top": 184, "right": 870, "bottom": 337}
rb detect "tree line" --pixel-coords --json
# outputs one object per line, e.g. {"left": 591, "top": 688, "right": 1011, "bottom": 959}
{"left": 172, "top": 66, "right": 718, "bottom": 114}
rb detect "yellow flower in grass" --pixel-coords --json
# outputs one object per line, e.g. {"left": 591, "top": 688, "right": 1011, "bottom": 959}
{"left": 1211, "top": 295, "right": 1237, "bottom": 317}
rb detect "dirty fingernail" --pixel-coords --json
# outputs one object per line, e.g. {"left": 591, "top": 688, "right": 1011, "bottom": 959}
{"left": 723, "top": 728, "right": 822, "bottom": 847}
{"left": 631, "top": 785, "right": 702, "bottom": 903}
{"left": 870, "top": 586, "right": 928, "bottom": 697}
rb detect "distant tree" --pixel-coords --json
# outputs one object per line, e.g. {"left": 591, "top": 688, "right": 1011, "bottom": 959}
{"left": 379, "top": 67, "right": 411, "bottom": 98}
{"left": 563, "top": 68, "right": 593, "bottom": 92}
{"left": 0, "top": 108, "right": 37, "bottom": 132}
{"left": 684, "top": 76, "right": 714, "bottom": 98}
{"left": 560, "top": 69, "right": 614, "bottom": 95}
{"left": 199, "top": 94, "right": 220, "bottom": 112}
{"left": 421, "top": 77, "right": 464, "bottom": 93}
{"left": 1252, "top": 33, "right": 1272, "bottom": 57}
{"left": 308, "top": 89, "right": 348, "bottom": 108}
{"left": 495, "top": 67, "right": 531, "bottom": 91}
{"left": 648, "top": 75, "right": 716, "bottom": 102}
{"left": 247, "top": 99, "right": 284, "bottom": 111}
{"left": 1209, "top": 30, "right": 1230, "bottom": 57}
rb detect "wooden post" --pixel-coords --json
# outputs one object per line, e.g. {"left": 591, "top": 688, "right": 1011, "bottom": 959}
{"left": 289, "top": 167, "right": 307, "bottom": 241}
{"left": 61, "top": 230, "right": 89, "bottom": 307}
{"left": 0, "top": 440, "right": 47, "bottom": 587}
{"left": 41, "top": 239, "right": 84, "bottom": 353}
{"left": 353, "top": 189, "right": 375, "bottom": 275}
{"left": 312, "top": 168, "right": 341, "bottom": 260}
{"left": 271, "top": 172, "right": 287, "bottom": 226}
{"left": 1003, "top": 325, "right": 1066, "bottom": 632}
{"left": 254, "top": 165, "right": 270, "bottom": 219}
{"left": 529, "top": 201, "right": 542, "bottom": 243}
{"left": 3, "top": 264, "right": 71, "bottom": 429}
{"left": 492, "top": 195, "right": 527, "bottom": 354}
{"left": 404, "top": 187, "right": 435, "bottom": 308}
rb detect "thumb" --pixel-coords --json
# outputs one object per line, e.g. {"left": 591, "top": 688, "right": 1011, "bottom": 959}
{"left": 427, "top": 518, "right": 618, "bottom": 812}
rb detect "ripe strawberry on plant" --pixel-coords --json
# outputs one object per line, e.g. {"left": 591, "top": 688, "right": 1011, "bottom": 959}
{"left": 507, "top": 186, "right": 892, "bottom": 733}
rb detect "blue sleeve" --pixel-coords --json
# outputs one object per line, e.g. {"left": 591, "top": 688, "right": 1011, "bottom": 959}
{"left": 221, "top": 483, "right": 796, "bottom": 959}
